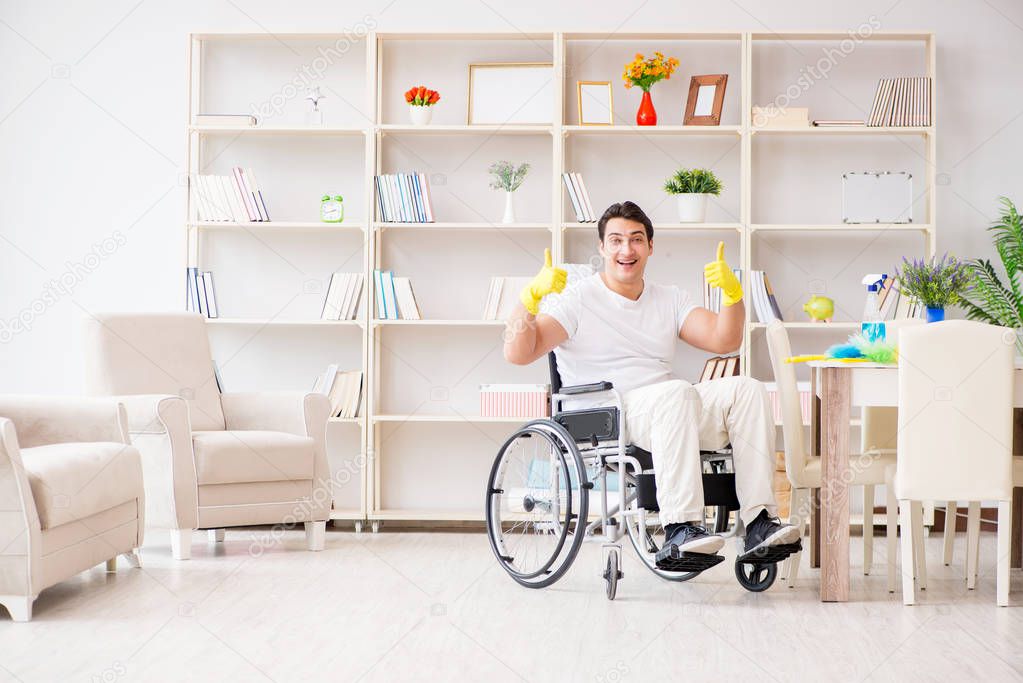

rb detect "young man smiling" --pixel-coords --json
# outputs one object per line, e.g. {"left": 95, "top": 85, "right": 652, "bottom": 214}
{"left": 504, "top": 201, "right": 798, "bottom": 570}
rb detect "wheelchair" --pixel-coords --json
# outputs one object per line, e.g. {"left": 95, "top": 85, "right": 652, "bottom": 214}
{"left": 485, "top": 352, "right": 797, "bottom": 600}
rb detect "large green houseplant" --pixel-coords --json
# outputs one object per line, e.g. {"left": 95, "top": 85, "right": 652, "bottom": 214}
{"left": 960, "top": 197, "right": 1023, "bottom": 353}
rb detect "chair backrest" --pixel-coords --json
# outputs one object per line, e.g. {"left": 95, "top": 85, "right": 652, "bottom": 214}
{"left": 895, "top": 320, "right": 1014, "bottom": 502}
{"left": 861, "top": 318, "right": 925, "bottom": 453}
{"left": 82, "top": 312, "right": 226, "bottom": 431}
{"left": 764, "top": 320, "right": 810, "bottom": 486}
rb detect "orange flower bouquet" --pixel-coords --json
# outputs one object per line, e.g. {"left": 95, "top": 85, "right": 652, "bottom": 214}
{"left": 622, "top": 52, "right": 679, "bottom": 125}
{"left": 404, "top": 85, "right": 441, "bottom": 106}
{"left": 622, "top": 52, "right": 679, "bottom": 92}
{"left": 405, "top": 85, "right": 440, "bottom": 125}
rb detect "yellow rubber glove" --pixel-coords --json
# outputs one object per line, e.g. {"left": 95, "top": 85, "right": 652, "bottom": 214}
{"left": 704, "top": 241, "right": 743, "bottom": 306}
{"left": 520, "top": 248, "right": 567, "bottom": 315}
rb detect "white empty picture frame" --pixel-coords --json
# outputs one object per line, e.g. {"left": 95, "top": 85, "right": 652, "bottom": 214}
{"left": 467, "top": 62, "right": 554, "bottom": 125}
{"left": 577, "top": 81, "right": 613, "bottom": 125}
{"left": 842, "top": 171, "right": 914, "bottom": 223}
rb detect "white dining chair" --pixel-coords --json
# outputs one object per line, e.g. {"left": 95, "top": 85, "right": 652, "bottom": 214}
{"left": 765, "top": 320, "right": 899, "bottom": 587}
{"left": 890, "top": 320, "right": 1014, "bottom": 606}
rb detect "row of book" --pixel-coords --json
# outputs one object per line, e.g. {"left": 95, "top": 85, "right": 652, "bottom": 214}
{"left": 702, "top": 269, "right": 743, "bottom": 313}
{"left": 562, "top": 172, "right": 598, "bottom": 223}
{"left": 483, "top": 265, "right": 593, "bottom": 319}
{"left": 866, "top": 77, "right": 932, "bottom": 127}
{"left": 375, "top": 172, "right": 436, "bottom": 223}
{"left": 191, "top": 168, "right": 271, "bottom": 223}
{"left": 698, "top": 355, "right": 741, "bottom": 383}
{"left": 749, "top": 271, "right": 784, "bottom": 323}
{"left": 312, "top": 366, "right": 363, "bottom": 419}
{"left": 321, "top": 273, "right": 363, "bottom": 321}
{"left": 185, "top": 267, "right": 219, "bottom": 318}
{"left": 374, "top": 270, "right": 422, "bottom": 320}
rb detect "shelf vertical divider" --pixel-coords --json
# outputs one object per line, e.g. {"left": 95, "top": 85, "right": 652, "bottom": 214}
{"left": 361, "top": 31, "right": 379, "bottom": 523}
{"left": 740, "top": 32, "right": 753, "bottom": 375}
{"left": 553, "top": 32, "right": 566, "bottom": 263}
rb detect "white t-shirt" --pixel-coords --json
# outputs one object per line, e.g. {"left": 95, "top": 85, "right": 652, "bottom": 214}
{"left": 545, "top": 273, "right": 698, "bottom": 410}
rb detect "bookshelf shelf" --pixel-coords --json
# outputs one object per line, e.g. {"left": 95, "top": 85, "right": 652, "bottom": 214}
{"left": 374, "top": 221, "right": 552, "bottom": 231}
{"left": 378, "top": 124, "right": 553, "bottom": 136}
{"left": 751, "top": 126, "right": 932, "bottom": 136}
{"left": 187, "top": 29, "right": 936, "bottom": 528}
{"left": 206, "top": 318, "right": 364, "bottom": 327}
{"left": 329, "top": 417, "right": 363, "bottom": 424}
{"left": 751, "top": 223, "right": 931, "bottom": 233}
{"left": 192, "top": 221, "right": 365, "bottom": 231}
{"left": 563, "top": 125, "right": 742, "bottom": 136}
{"left": 190, "top": 125, "right": 367, "bottom": 136}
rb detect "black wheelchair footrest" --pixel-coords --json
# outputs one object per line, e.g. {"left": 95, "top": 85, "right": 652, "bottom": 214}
{"left": 736, "top": 541, "right": 802, "bottom": 565}
{"left": 654, "top": 549, "right": 726, "bottom": 573}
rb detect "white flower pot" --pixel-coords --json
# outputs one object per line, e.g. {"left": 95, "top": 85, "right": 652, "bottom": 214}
{"left": 676, "top": 194, "right": 708, "bottom": 223}
{"left": 502, "top": 191, "right": 516, "bottom": 224}
{"left": 409, "top": 105, "right": 432, "bottom": 126}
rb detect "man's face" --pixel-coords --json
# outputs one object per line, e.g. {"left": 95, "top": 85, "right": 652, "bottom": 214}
{"left": 599, "top": 217, "right": 652, "bottom": 285}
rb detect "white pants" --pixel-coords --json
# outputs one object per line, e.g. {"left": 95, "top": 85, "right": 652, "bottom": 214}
{"left": 619, "top": 376, "right": 778, "bottom": 527}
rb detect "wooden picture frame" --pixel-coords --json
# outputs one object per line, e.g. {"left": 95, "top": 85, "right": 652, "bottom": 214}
{"left": 683, "top": 74, "right": 728, "bottom": 126}
{"left": 467, "top": 62, "right": 554, "bottom": 125}
{"left": 576, "top": 80, "right": 613, "bottom": 126}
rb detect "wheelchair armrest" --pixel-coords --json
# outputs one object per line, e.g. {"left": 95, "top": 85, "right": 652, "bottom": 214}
{"left": 558, "top": 381, "right": 613, "bottom": 395}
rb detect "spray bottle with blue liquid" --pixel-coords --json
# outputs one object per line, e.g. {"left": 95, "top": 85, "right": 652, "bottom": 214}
{"left": 861, "top": 273, "right": 887, "bottom": 343}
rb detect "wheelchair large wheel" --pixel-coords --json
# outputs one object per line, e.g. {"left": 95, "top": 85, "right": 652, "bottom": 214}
{"left": 485, "top": 419, "right": 589, "bottom": 589}
{"left": 622, "top": 488, "right": 700, "bottom": 583}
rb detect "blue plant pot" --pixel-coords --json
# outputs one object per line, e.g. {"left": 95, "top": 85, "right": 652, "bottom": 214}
{"left": 925, "top": 306, "right": 945, "bottom": 323}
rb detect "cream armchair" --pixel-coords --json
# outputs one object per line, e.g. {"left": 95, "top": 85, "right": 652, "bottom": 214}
{"left": 82, "top": 312, "right": 331, "bottom": 560}
{"left": 0, "top": 396, "right": 144, "bottom": 622}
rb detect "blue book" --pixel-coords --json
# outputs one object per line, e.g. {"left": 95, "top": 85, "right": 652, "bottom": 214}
{"left": 374, "top": 269, "right": 387, "bottom": 319}
{"left": 384, "top": 270, "right": 399, "bottom": 319}
{"left": 397, "top": 173, "right": 411, "bottom": 222}
{"left": 410, "top": 173, "right": 425, "bottom": 222}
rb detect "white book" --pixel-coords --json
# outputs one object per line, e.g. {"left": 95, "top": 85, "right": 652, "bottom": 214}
{"left": 245, "top": 168, "right": 270, "bottom": 222}
{"left": 562, "top": 173, "right": 584, "bottom": 222}
{"left": 202, "top": 272, "right": 218, "bottom": 318}
{"left": 382, "top": 270, "right": 399, "bottom": 319}
{"left": 574, "top": 173, "right": 596, "bottom": 222}
{"left": 217, "top": 176, "right": 239, "bottom": 222}
{"left": 327, "top": 370, "right": 348, "bottom": 416}
{"left": 393, "top": 277, "right": 422, "bottom": 320}
{"left": 377, "top": 176, "right": 391, "bottom": 222}
{"left": 336, "top": 273, "right": 356, "bottom": 322}
{"left": 191, "top": 176, "right": 208, "bottom": 221}
{"left": 317, "top": 364, "right": 339, "bottom": 396}
{"left": 373, "top": 269, "right": 387, "bottom": 319}
{"left": 396, "top": 174, "right": 409, "bottom": 222}
{"left": 346, "top": 373, "right": 364, "bottom": 418}
{"left": 570, "top": 172, "right": 589, "bottom": 221}
{"left": 228, "top": 172, "right": 251, "bottom": 222}
{"left": 320, "top": 273, "right": 339, "bottom": 320}
{"left": 344, "top": 274, "right": 364, "bottom": 320}
{"left": 483, "top": 277, "right": 503, "bottom": 320}
{"left": 406, "top": 173, "right": 419, "bottom": 222}
{"left": 231, "top": 167, "right": 256, "bottom": 221}
{"left": 387, "top": 175, "right": 400, "bottom": 222}
{"left": 419, "top": 173, "right": 435, "bottom": 222}
{"left": 198, "top": 176, "right": 221, "bottom": 221}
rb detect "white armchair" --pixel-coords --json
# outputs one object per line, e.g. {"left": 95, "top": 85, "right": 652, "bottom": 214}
{"left": 0, "top": 396, "right": 144, "bottom": 622}
{"left": 82, "top": 312, "right": 331, "bottom": 560}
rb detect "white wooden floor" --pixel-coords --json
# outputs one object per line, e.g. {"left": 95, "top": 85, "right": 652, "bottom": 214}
{"left": 2, "top": 527, "right": 1022, "bottom": 682}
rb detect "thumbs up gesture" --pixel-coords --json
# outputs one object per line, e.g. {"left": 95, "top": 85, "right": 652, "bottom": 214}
{"left": 520, "top": 248, "right": 568, "bottom": 314}
{"left": 704, "top": 241, "right": 743, "bottom": 306}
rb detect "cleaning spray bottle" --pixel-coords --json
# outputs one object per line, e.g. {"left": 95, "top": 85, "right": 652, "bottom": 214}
{"left": 861, "top": 274, "right": 887, "bottom": 343}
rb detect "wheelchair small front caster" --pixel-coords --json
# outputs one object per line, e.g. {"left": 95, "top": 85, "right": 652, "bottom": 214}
{"left": 735, "top": 560, "right": 777, "bottom": 592}
{"left": 602, "top": 544, "right": 623, "bottom": 601}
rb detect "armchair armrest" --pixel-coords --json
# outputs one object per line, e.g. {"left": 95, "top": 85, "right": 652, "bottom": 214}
{"left": 0, "top": 395, "right": 128, "bottom": 448}
{"left": 220, "top": 392, "right": 329, "bottom": 437}
{"left": 0, "top": 418, "right": 41, "bottom": 599}
{"left": 557, "top": 381, "right": 613, "bottom": 396}
{"left": 116, "top": 394, "right": 191, "bottom": 436}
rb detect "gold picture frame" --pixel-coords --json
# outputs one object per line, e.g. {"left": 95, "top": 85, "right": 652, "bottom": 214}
{"left": 467, "top": 62, "right": 554, "bottom": 125}
{"left": 576, "top": 80, "right": 614, "bottom": 126}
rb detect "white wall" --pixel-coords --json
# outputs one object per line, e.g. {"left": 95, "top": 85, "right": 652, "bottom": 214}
{"left": 2, "top": 0, "right": 1022, "bottom": 395}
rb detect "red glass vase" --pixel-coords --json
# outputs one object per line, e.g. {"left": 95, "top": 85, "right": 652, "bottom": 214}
{"left": 636, "top": 90, "right": 657, "bottom": 126}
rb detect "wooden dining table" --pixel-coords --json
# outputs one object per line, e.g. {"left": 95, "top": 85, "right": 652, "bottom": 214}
{"left": 807, "top": 360, "right": 1023, "bottom": 602}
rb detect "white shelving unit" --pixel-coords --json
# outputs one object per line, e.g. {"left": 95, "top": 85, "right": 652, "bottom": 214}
{"left": 185, "top": 30, "right": 936, "bottom": 528}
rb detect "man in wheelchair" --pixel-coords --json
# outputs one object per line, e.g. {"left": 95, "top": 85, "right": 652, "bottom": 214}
{"left": 503, "top": 201, "right": 799, "bottom": 572}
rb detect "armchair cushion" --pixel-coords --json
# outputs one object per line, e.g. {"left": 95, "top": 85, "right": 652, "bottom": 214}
{"left": 21, "top": 442, "right": 143, "bottom": 530}
{"left": 192, "top": 430, "right": 316, "bottom": 485}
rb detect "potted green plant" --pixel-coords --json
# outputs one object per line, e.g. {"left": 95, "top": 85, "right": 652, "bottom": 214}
{"left": 663, "top": 168, "right": 722, "bottom": 223}
{"left": 489, "top": 161, "right": 530, "bottom": 224}
{"left": 961, "top": 197, "right": 1023, "bottom": 351}
{"left": 895, "top": 253, "right": 970, "bottom": 322}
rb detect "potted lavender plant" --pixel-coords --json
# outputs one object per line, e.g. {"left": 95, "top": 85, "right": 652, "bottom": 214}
{"left": 896, "top": 253, "right": 970, "bottom": 322}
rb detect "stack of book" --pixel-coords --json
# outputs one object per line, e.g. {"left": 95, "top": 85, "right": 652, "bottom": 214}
{"left": 191, "top": 167, "right": 270, "bottom": 222}
{"left": 185, "top": 267, "right": 218, "bottom": 318}
{"left": 749, "top": 271, "right": 784, "bottom": 323}
{"left": 703, "top": 268, "right": 742, "bottom": 313}
{"left": 373, "top": 269, "right": 422, "bottom": 320}
{"left": 562, "top": 172, "right": 597, "bottom": 222}
{"left": 320, "top": 273, "right": 364, "bottom": 320}
{"left": 866, "top": 77, "right": 932, "bottom": 127}
{"left": 313, "top": 365, "right": 363, "bottom": 419}
{"left": 375, "top": 172, "right": 435, "bottom": 223}
{"left": 698, "top": 355, "right": 740, "bottom": 382}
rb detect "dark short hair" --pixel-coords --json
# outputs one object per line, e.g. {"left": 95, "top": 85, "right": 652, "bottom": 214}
{"left": 597, "top": 201, "right": 653, "bottom": 242}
